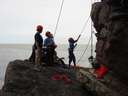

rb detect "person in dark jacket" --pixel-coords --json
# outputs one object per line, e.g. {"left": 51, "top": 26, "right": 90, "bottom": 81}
{"left": 34, "top": 25, "right": 43, "bottom": 65}
{"left": 68, "top": 35, "right": 80, "bottom": 68}
{"left": 29, "top": 25, "right": 43, "bottom": 63}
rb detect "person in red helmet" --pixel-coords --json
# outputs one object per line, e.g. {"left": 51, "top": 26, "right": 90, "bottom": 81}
{"left": 68, "top": 35, "right": 81, "bottom": 68}
{"left": 34, "top": 25, "right": 43, "bottom": 65}
{"left": 29, "top": 25, "right": 43, "bottom": 66}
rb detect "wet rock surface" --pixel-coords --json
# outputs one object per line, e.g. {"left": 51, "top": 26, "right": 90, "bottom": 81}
{"left": 1, "top": 60, "right": 95, "bottom": 96}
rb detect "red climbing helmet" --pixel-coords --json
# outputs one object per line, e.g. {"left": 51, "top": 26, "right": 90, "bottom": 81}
{"left": 36, "top": 25, "right": 43, "bottom": 32}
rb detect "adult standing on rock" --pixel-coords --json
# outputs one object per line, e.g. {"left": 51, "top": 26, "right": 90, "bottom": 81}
{"left": 34, "top": 25, "right": 43, "bottom": 65}
{"left": 68, "top": 35, "right": 80, "bottom": 68}
{"left": 44, "top": 31, "right": 57, "bottom": 65}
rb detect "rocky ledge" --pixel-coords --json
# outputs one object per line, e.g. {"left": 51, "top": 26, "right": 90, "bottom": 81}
{"left": 1, "top": 60, "right": 128, "bottom": 96}
{"left": 77, "top": 68, "right": 128, "bottom": 96}
{"left": 1, "top": 60, "right": 95, "bottom": 96}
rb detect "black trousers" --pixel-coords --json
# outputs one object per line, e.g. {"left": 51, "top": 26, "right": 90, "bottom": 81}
{"left": 29, "top": 45, "right": 35, "bottom": 62}
{"left": 45, "top": 47, "right": 54, "bottom": 65}
{"left": 68, "top": 49, "right": 76, "bottom": 67}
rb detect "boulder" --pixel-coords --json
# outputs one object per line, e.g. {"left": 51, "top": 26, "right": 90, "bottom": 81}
{"left": 1, "top": 60, "right": 94, "bottom": 96}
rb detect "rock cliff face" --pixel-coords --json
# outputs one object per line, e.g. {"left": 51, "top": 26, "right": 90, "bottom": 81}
{"left": 91, "top": 0, "right": 128, "bottom": 85}
{"left": 1, "top": 60, "right": 94, "bottom": 96}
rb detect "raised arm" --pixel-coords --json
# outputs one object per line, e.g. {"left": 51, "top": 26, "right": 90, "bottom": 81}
{"left": 74, "top": 35, "right": 81, "bottom": 42}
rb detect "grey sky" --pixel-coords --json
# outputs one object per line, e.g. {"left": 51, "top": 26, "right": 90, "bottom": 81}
{"left": 0, "top": 0, "right": 97, "bottom": 44}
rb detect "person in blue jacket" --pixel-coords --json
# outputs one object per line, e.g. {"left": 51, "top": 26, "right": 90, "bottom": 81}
{"left": 68, "top": 35, "right": 81, "bottom": 68}
{"left": 44, "top": 31, "right": 57, "bottom": 65}
{"left": 44, "top": 31, "right": 55, "bottom": 47}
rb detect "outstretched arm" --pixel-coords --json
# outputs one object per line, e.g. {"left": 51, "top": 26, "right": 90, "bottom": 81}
{"left": 74, "top": 35, "right": 81, "bottom": 42}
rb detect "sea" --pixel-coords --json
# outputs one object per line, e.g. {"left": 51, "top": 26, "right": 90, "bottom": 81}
{"left": 0, "top": 44, "right": 95, "bottom": 89}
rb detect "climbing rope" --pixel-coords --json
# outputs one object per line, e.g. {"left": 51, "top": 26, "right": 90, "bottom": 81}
{"left": 90, "top": 19, "right": 93, "bottom": 57}
{"left": 90, "top": 0, "right": 94, "bottom": 57}
{"left": 77, "top": 36, "right": 91, "bottom": 64}
{"left": 52, "top": 0, "right": 96, "bottom": 64}
{"left": 74, "top": 16, "right": 90, "bottom": 51}
{"left": 76, "top": 0, "right": 96, "bottom": 64}
{"left": 79, "top": 16, "right": 90, "bottom": 36}
{"left": 54, "top": 0, "right": 65, "bottom": 37}
{"left": 75, "top": 0, "right": 95, "bottom": 43}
